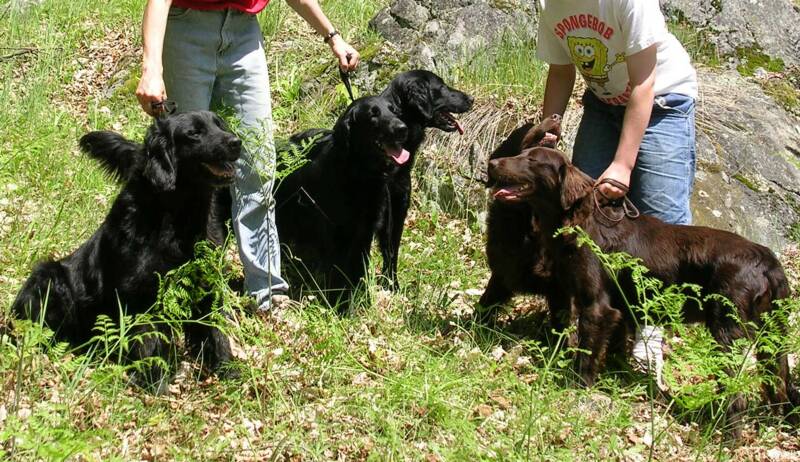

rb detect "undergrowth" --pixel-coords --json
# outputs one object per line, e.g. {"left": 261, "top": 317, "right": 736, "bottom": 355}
{"left": 1, "top": 0, "right": 799, "bottom": 460}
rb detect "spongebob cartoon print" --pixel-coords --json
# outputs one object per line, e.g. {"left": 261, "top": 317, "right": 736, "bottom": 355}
{"left": 567, "top": 36, "right": 626, "bottom": 96}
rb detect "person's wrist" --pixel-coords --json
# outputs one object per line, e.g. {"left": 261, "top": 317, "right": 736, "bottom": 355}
{"left": 142, "top": 61, "right": 163, "bottom": 75}
{"left": 327, "top": 33, "right": 344, "bottom": 49}
{"left": 323, "top": 29, "right": 339, "bottom": 44}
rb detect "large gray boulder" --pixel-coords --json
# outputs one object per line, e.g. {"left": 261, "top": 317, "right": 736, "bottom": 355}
{"left": 369, "top": 0, "right": 537, "bottom": 71}
{"left": 660, "top": 0, "right": 800, "bottom": 66}
{"left": 690, "top": 68, "right": 800, "bottom": 250}
{"left": 371, "top": 0, "right": 800, "bottom": 252}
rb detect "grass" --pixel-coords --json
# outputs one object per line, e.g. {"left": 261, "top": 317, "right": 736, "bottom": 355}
{"left": 2, "top": 0, "right": 800, "bottom": 460}
{"left": 667, "top": 20, "right": 721, "bottom": 68}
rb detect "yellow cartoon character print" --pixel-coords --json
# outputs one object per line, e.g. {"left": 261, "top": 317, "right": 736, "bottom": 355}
{"left": 567, "top": 36, "right": 625, "bottom": 94}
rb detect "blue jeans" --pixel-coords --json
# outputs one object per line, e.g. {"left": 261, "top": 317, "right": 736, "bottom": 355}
{"left": 572, "top": 91, "right": 697, "bottom": 225}
{"left": 163, "top": 7, "right": 289, "bottom": 307}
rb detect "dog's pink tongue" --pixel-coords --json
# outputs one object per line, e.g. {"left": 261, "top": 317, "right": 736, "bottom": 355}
{"left": 387, "top": 147, "right": 410, "bottom": 165}
{"left": 445, "top": 112, "right": 465, "bottom": 135}
{"left": 493, "top": 188, "right": 516, "bottom": 200}
{"left": 454, "top": 117, "right": 464, "bottom": 135}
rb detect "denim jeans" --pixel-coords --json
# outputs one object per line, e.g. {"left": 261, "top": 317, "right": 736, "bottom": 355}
{"left": 572, "top": 91, "right": 697, "bottom": 225}
{"left": 163, "top": 7, "right": 288, "bottom": 307}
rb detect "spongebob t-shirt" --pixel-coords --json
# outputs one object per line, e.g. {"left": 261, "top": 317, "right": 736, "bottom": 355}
{"left": 536, "top": 0, "right": 697, "bottom": 105}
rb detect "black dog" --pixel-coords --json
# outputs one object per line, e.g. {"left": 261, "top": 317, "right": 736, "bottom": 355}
{"left": 477, "top": 115, "right": 562, "bottom": 325}
{"left": 12, "top": 111, "right": 240, "bottom": 389}
{"left": 378, "top": 70, "right": 473, "bottom": 288}
{"left": 275, "top": 96, "right": 409, "bottom": 310}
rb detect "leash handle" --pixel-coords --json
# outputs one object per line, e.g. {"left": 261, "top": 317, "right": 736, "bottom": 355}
{"left": 150, "top": 99, "right": 177, "bottom": 119}
{"left": 592, "top": 178, "right": 640, "bottom": 223}
{"left": 339, "top": 53, "right": 355, "bottom": 103}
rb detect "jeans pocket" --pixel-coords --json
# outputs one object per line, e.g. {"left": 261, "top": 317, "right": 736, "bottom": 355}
{"left": 168, "top": 6, "right": 192, "bottom": 19}
{"left": 653, "top": 93, "right": 695, "bottom": 117}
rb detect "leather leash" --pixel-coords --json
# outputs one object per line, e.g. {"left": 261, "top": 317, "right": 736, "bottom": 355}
{"left": 592, "top": 178, "right": 640, "bottom": 223}
{"left": 339, "top": 53, "right": 355, "bottom": 103}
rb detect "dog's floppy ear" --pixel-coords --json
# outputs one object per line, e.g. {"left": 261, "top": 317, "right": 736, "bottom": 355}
{"left": 560, "top": 162, "right": 591, "bottom": 210}
{"left": 79, "top": 131, "right": 144, "bottom": 182}
{"left": 405, "top": 80, "right": 433, "bottom": 120}
{"left": 143, "top": 120, "right": 177, "bottom": 192}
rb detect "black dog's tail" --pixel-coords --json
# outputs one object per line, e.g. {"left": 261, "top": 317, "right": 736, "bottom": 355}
{"left": 80, "top": 131, "right": 145, "bottom": 182}
{"left": 12, "top": 260, "right": 78, "bottom": 344}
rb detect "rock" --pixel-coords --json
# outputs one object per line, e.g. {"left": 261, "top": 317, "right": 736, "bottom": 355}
{"left": 689, "top": 68, "right": 800, "bottom": 251}
{"left": 660, "top": 0, "right": 800, "bottom": 66}
{"left": 370, "top": 0, "right": 537, "bottom": 71}
{"left": 390, "top": 0, "right": 430, "bottom": 30}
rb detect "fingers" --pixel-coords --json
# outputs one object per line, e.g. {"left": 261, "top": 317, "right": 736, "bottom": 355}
{"left": 595, "top": 181, "right": 626, "bottom": 200}
{"left": 346, "top": 48, "right": 360, "bottom": 71}
{"left": 338, "top": 47, "right": 359, "bottom": 72}
{"left": 135, "top": 72, "right": 167, "bottom": 117}
{"left": 329, "top": 35, "right": 360, "bottom": 72}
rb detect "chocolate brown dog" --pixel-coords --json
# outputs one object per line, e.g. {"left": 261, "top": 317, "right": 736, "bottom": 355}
{"left": 477, "top": 114, "right": 563, "bottom": 326}
{"left": 487, "top": 143, "right": 798, "bottom": 435}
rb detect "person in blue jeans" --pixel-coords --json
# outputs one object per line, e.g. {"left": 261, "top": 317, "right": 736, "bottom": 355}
{"left": 536, "top": 0, "right": 698, "bottom": 382}
{"left": 135, "top": 0, "right": 359, "bottom": 311}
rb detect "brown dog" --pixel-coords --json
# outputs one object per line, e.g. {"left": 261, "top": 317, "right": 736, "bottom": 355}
{"left": 487, "top": 143, "right": 798, "bottom": 434}
{"left": 477, "top": 114, "right": 563, "bottom": 326}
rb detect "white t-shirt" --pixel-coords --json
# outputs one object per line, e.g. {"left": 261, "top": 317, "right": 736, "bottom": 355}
{"left": 536, "top": 0, "right": 698, "bottom": 105}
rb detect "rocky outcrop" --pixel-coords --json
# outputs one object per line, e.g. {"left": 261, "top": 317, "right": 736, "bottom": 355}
{"left": 370, "top": 0, "right": 800, "bottom": 250}
{"left": 369, "top": 0, "right": 537, "bottom": 71}
{"left": 660, "top": 0, "right": 800, "bottom": 66}
{"left": 690, "top": 68, "right": 800, "bottom": 250}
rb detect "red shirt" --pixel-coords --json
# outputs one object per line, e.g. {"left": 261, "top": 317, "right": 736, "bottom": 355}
{"left": 172, "top": 0, "right": 270, "bottom": 14}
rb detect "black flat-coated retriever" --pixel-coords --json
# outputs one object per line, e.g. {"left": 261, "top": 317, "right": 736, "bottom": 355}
{"left": 487, "top": 144, "right": 799, "bottom": 437}
{"left": 378, "top": 70, "right": 473, "bottom": 288}
{"left": 477, "top": 114, "right": 562, "bottom": 326}
{"left": 12, "top": 111, "right": 240, "bottom": 390}
{"left": 275, "top": 96, "right": 410, "bottom": 310}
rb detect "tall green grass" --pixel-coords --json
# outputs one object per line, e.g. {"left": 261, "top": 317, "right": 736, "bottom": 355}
{"left": 2, "top": 0, "right": 799, "bottom": 460}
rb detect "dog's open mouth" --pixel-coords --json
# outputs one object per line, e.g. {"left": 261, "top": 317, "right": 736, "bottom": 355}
{"left": 492, "top": 184, "right": 533, "bottom": 202}
{"left": 436, "top": 111, "right": 465, "bottom": 135}
{"left": 383, "top": 143, "right": 410, "bottom": 165}
{"left": 202, "top": 161, "right": 236, "bottom": 180}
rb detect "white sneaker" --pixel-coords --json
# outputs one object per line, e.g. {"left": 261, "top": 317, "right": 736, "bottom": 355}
{"left": 632, "top": 325, "right": 666, "bottom": 391}
{"left": 257, "top": 293, "right": 299, "bottom": 312}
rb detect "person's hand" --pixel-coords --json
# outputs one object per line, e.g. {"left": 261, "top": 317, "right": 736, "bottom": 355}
{"left": 136, "top": 67, "right": 168, "bottom": 117}
{"left": 595, "top": 161, "right": 632, "bottom": 201}
{"left": 328, "top": 34, "right": 359, "bottom": 72}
